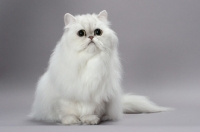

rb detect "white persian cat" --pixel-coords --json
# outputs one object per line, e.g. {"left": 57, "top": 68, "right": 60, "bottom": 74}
{"left": 30, "top": 10, "right": 170, "bottom": 125}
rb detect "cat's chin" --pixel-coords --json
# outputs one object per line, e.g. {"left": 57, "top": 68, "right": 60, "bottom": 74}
{"left": 85, "top": 42, "right": 98, "bottom": 54}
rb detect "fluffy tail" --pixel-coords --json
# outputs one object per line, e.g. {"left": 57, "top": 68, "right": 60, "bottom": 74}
{"left": 122, "top": 94, "right": 172, "bottom": 114}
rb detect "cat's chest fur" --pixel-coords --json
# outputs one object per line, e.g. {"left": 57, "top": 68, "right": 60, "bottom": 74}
{"left": 80, "top": 54, "right": 109, "bottom": 84}
{"left": 78, "top": 54, "right": 111, "bottom": 94}
{"left": 56, "top": 53, "right": 112, "bottom": 102}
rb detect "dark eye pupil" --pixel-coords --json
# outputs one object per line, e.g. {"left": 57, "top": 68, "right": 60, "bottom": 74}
{"left": 95, "top": 29, "right": 102, "bottom": 36}
{"left": 78, "top": 30, "right": 85, "bottom": 37}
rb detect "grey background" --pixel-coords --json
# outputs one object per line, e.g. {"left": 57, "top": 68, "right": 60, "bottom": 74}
{"left": 0, "top": 0, "right": 200, "bottom": 131}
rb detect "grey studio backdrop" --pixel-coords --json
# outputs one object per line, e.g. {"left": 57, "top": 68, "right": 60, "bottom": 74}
{"left": 0, "top": 0, "right": 200, "bottom": 131}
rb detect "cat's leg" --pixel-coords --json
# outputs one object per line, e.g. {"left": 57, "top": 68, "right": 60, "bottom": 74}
{"left": 58, "top": 100, "right": 103, "bottom": 125}
{"left": 58, "top": 100, "right": 81, "bottom": 125}
{"left": 79, "top": 102, "right": 102, "bottom": 125}
{"left": 61, "top": 114, "right": 81, "bottom": 125}
{"left": 80, "top": 115, "right": 100, "bottom": 125}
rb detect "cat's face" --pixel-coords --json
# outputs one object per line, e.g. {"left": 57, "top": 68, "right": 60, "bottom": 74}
{"left": 63, "top": 10, "right": 118, "bottom": 54}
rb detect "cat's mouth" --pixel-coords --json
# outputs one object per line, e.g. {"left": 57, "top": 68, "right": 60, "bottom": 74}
{"left": 88, "top": 41, "right": 95, "bottom": 45}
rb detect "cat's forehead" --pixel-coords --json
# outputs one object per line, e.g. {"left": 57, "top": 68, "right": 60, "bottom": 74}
{"left": 75, "top": 14, "right": 102, "bottom": 31}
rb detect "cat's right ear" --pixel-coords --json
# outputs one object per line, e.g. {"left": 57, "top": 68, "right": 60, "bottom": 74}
{"left": 98, "top": 10, "right": 108, "bottom": 21}
{"left": 64, "top": 13, "right": 76, "bottom": 26}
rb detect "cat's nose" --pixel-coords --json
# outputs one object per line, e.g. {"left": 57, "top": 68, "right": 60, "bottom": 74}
{"left": 88, "top": 36, "right": 94, "bottom": 40}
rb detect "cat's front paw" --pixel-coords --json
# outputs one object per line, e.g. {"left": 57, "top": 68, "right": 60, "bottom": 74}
{"left": 80, "top": 115, "right": 100, "bottom": 125}
{"left": 61, "top": 115, "right": 81, "bottom": 125}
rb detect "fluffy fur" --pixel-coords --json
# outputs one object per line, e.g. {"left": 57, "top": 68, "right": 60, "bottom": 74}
{"left": 30, "top": 10, "right": 170, "bottom": 125}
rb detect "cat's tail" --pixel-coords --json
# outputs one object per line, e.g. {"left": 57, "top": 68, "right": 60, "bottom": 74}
{"left": 122, "top": 94, "right": 172, "bottom": 114}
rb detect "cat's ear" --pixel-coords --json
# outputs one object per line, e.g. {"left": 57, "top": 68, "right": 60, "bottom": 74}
{"left": 64, "top": 13, "right": 76, "bottom": 26}
{"left": 98, "top": 10, "right": 108, "bottom": 20}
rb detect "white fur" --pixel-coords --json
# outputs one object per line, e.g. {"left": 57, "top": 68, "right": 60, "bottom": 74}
{"left": 30, "top": 10, "right": 170, "bottom": 125}
{"left": 123, "top": 94, "right": 172, "bottom": 113}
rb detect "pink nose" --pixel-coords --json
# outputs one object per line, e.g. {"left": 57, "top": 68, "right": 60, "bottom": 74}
{"left": 88, "top": 36, "right": 94, "bottom": 40}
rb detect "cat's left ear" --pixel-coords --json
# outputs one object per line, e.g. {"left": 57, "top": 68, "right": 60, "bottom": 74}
{"left": 98, "top": 10, "right": 108, "bottom": 20}
{"left": 64, "top": 13, "right": 76, "bottom": 26}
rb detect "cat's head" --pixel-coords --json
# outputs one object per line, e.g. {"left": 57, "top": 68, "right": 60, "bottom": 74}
{"left": 63, "top": 10, "right": 118, "bottom": 55}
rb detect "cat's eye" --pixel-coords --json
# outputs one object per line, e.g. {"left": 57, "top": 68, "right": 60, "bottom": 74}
{"left": 94, "top": 29, "right": 103, "bottom": 36}
{"left": 77, "top": 30, "right": 86, "bottom": 37}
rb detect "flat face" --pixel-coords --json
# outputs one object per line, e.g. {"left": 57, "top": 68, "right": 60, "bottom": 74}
{"left": 64, "top": 14, "right": 117, "bottom": 54}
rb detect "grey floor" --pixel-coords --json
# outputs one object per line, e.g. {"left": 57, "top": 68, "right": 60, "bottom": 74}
{"left": 1, "top": 75, "right": 200, "bottom": 132}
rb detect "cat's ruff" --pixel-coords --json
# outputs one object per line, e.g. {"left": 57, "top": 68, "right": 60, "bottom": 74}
{"left": 30, "top": 10, "right": 171, "bottom": 125}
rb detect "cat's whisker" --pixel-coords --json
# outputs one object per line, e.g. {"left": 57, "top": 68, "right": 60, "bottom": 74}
{"left": 98, "top": 41, "right": 111, "bottom": 53}
{"left": 78, "top": 43, "right": 88, "bottom": 51}
{"left": 96, "top": 39, "right": 109, "bottom": 51}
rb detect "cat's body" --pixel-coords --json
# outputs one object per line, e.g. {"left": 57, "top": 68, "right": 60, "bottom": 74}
{"left": 30, "top": 11, "right": 170, "bottom": 125}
